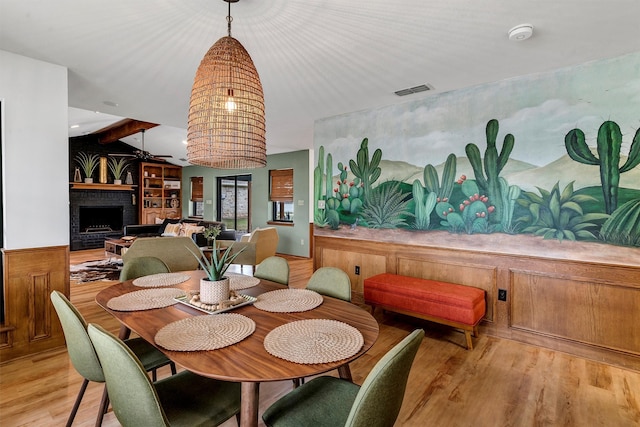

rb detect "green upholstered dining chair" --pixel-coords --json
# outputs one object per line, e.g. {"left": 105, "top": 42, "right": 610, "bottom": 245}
{"left": 306, "top": 267, "right": 352, "bottom": 302}
{"left": 119, "top": 255, "right": 170, "bottom": 281}
{"left": 50, "top": 291, "right": 175, "bottom": 427}
{"left": 254, "top": 256, "right": 290, "bottom": 285}
{"left": 87, "top": 323, "right": 242, "bottom": 427}
{"left": 263, "top": 329, "right": 425, "bottom": 427}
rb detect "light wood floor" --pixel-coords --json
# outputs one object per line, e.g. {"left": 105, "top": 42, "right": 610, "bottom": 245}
{"left": 1, "top": 249, "right": 639, "bottom": 426}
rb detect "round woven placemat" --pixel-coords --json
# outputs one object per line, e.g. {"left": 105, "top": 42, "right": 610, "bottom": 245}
{"left": 107, "top": 288, "right": 185, "bottom": 311}
{"left": 154, "top": 313, "right": 256, "bottom": 351}
{"left": 253, "top": 289, "right": 323, "bottom": 313}
{"left": 264, "top": 319, "right": 364, "bottom": 364}
{"left": 132, "top": 272, "right": 191, "bottom": 288}
{"left": 226, "top": 272, "right": 260, "bottom": 290}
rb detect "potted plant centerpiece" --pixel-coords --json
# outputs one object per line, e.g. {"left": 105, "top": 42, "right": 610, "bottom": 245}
{"left": 189, "top": 225, "right": 245, "bottom": 305}
{"left": 75, "top": 152, "right": 100, "bottom": 183}
{"left": 108, "top": 157, "right": 129, "bottom": 185}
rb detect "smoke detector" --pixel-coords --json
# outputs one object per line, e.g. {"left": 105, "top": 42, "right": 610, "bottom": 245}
{"left": 508, "top": 24, "right": 533, "bottom": 41}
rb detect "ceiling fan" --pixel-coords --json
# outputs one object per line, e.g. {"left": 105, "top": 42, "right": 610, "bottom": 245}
{"left": 110, "top": 129, "right": 172, "bottom": 161}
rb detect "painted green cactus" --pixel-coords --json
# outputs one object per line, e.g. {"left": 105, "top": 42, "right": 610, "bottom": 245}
{"left": 412, "top": 180, "right": 437, "bottom": 230}
{"left": 465, "top": 119, "right": 515, "bottom": 224}
{"left": 565, "top": 121, "right": 640, "bottom": 214}
{"left": 435, "top": 179, "right": 494, "bottom": 234}
{"left": 499, "top": 177, "right": 522, "bottom": 234}
{"left": 349, "top": 138, "right": 382, "bottom": 201}
{"left": 423, "top": 153, "right": 457, "bottom": 202}
{"left": 599, "top": 198, "right": 640, "bottom": 247}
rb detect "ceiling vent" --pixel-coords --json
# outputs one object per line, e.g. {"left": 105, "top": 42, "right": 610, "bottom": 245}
{"left": 394, "top": 84, "right": 434, "bottom": 96}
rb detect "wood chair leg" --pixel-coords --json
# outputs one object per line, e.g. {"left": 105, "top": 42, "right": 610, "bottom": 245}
{"left": 96, "top": 386, "right": 110, "bottom": 426}
{"left": 338, "top": 364, "right": 353, "bottom": 382}
{"left": 170, "top": 361, "right": 177, "bottom": 375}
{"left": 66, "top": 378, "right": 89, "bottom": 427}
{"left": 152, "top": 368, "right": 157, "bottom": 382}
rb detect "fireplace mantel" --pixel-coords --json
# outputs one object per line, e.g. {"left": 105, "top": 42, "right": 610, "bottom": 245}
{"left": 70, "top": 183, "right": 136, "bottom": 191}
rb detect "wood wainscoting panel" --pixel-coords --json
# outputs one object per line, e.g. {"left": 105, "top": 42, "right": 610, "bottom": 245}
{"left": 314, "top": 228, "right": 640, "bottom": 370}
{"left": 397, "top": 256, "right": 496, "bottom": 322}
{"left": 510, "top": 269, "right": 640, "bottom": 356}
{"left": 1, "top": 246, "right": 69, "bottom": 363}
{"left": 320, "top": 248, "right": 387, "bottom": 304}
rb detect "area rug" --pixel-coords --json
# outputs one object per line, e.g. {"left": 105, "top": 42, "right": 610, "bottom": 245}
{"left": 70, "top": 259, "right": 123, "bottom": 283}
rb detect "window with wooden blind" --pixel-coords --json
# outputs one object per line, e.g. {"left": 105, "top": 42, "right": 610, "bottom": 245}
{"left": 269, "top": 169, "right": 293, "bottom": 202}
{"left": 269, "top": 169, "right": 294, "bottom": 223}
{"left": 190, "top": 176, "right": 203, "bottom": 201}
{"left": 190, "top": 176, "right": 204, "bottom": 218}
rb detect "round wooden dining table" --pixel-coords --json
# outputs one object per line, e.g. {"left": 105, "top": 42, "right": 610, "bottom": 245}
{"left": 95, "top": 270, "right": 379, "bottom": 427}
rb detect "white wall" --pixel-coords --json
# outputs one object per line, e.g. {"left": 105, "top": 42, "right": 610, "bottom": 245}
{"left": 1, "top": 50, "right": 69, "bottom": 249}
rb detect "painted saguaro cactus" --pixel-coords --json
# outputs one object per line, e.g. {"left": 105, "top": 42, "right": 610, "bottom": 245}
{"left": 349, "top": 138, "right": 382, "bottom": 201}
{"left": 423, "top": 153, "right": 457, "bottom": 202}
{"left": 465, "top": 119, "right": 515, "bottom": 224}
{"left": 565, "top": 121, "right": 640, "bottom": 214}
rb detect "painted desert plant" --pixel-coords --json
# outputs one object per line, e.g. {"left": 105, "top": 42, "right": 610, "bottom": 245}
{"left": 436, "top": 178, "right": 495, "bottom": 234}
{"left": 349, "top": 138, "right": 382, "bottom": 201}
{"left": 565, "top": 121, "right": 640, "bottom": 214}
{"left": 412, "top": 180, "right": 437, "bottom": 230}
{"left": 517, "top": 181, "right": 609, "bottom": 241}
{"left": 423, "top": 153, "right": 457, "bottom": 202}
{"left": 599, "top": 198, "right": 640, "bottom": 247}
{"left": 359, "top": 181, "right": 411, "bottom": 229}
{"left": 465, "top": 119, "right": 515, "bottom": 224}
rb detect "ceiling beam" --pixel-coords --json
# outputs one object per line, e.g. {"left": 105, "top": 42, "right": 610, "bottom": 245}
{"left": 95, "top": 119, "right": 159, "bottom": 144}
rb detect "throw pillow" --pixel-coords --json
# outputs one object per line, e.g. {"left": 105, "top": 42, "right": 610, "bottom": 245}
{"left": 181, "top": 224, "right": 205, "bottom": 239}
{"left": 162, "top": 222, "right": 183, "bottom": 236}
{"left": 159, "top": 217, "right": 180, "bottom": 234}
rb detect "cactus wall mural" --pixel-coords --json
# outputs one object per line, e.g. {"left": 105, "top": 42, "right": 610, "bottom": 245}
{"left": 313, "top": 52, "right": 640, "bottom": 248}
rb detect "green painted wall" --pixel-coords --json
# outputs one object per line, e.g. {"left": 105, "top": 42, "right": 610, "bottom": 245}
{"left": 181, "top": 150, "right": 311, "bottom": 257}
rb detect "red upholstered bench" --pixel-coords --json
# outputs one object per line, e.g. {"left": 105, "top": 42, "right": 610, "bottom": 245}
{"left": 364, "top": 273, "right": 486, "bottom": 349}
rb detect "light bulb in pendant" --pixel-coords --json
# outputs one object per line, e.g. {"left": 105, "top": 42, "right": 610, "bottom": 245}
{"left": 225, "top": 88, "right": 236, "bottom": 112}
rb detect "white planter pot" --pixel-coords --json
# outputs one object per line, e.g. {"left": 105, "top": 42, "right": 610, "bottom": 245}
{"left": 200, "top": 277, "right": 230, "bottom": 304}
{"left": 114, "top": 179, "right": 122, "bottom": 185}
{"left": 84, "top": 177, "right": 93, "bottom": 183}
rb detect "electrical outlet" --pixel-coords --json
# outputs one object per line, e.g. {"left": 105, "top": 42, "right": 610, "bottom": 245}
{"left": 355, "top": 266, "right": 360, "bottom": 275}
{"left": 498, "top": 289, "right": 507, "bottom": 301}
{"left": 300, "top": 238, "right": 304, "bottom": 245}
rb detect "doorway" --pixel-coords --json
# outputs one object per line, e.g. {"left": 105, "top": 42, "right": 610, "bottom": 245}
{"left": 217, "top": 175, "right": 251, "bottom": 235}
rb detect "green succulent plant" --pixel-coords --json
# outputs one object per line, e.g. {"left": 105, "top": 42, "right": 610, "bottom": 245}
{"left": 188, "top": 225, "right": 245, "bottom": 281}
{"left": 108, "top": 157, "right": 130, "bottom": 181}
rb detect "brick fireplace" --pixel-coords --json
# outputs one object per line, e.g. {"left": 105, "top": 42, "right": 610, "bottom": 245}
{"left": 70, "top": 189, "right": 137, "bottom": 250}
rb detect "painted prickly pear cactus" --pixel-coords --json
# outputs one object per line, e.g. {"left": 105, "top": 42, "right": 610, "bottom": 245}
{"left": 565, "top": 121, "right": 640, "bottom": 214}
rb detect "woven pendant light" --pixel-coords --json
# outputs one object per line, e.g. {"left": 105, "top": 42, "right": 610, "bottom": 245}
{"left": 187, "top": 0, "right": 266, "bottom": 169}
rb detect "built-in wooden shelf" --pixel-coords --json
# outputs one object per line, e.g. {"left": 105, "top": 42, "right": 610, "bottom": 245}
{"left": 70, "top": 183, "right": 136, "bottom": 191}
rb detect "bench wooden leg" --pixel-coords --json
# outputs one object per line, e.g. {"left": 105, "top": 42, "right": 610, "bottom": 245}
{"left": 465, "top": 330, "right": 473, "bottom": 350}
{"left": 473, "top": 325, "right": 479, "bottom": 337}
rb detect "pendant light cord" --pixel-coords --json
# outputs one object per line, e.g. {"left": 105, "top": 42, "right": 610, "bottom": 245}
{"left": 227, "top": 1, "right": 233, "bottom": 37}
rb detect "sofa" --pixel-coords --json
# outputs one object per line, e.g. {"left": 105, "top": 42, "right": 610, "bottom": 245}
{"left": 121, "top": 236, "right": 202, "bottom": 272}
{"left": 123, "top": 218, "right": 227, "bottom": 239}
